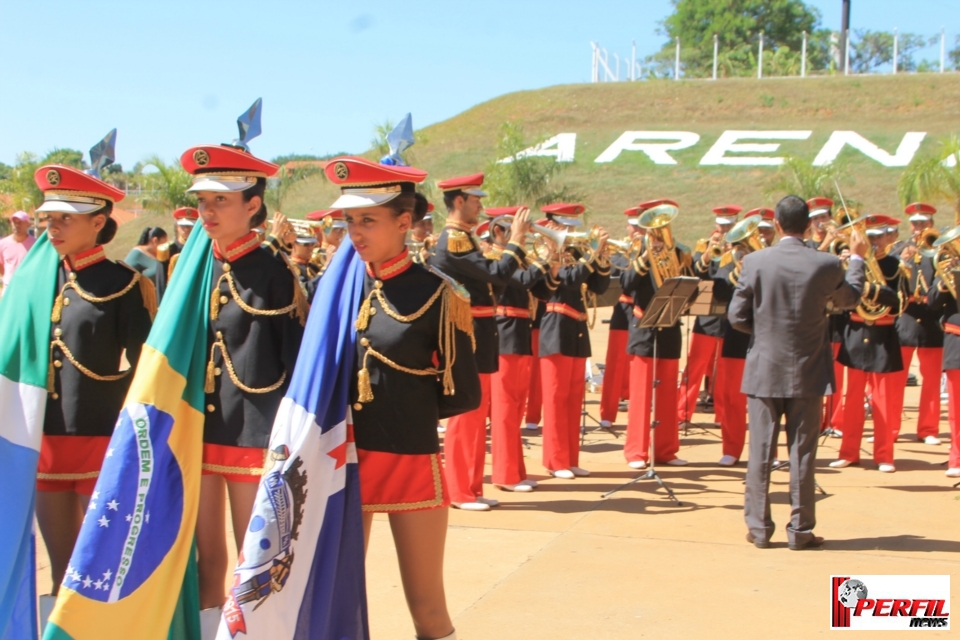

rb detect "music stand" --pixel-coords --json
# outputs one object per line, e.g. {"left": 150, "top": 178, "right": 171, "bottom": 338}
{"left": 680, "top": 280, "right": 726, "bottom": 438}
{"left": 602, "top": 276, "right": 700, "bottom": 505}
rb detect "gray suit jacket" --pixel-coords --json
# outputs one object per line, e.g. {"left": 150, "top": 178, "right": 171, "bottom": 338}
{"left": 728, "top": 237, "right": 865, "bottom": 398}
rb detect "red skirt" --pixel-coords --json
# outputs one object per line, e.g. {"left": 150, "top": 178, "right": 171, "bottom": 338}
{"left": 37, "top": 435, "right": 111, "bottom": 495}
{"left": 201, "top": 443, "right": 267, "bottom": 483}
{"left": 357, "top": 449, "right": 449, "bottom": 513}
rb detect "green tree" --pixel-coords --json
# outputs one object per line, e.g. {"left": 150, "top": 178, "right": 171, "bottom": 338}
{"left": 265, "top": 162, "right": 323, "bottom": 212}
{"left": 0, "top": 148, "right": 85, "bottom": 213}
{"left": 484, "top": 123, "right": 581, "bottom": 208}
{"left": 950, "top": 35, "right": 960, "bottom": 70}
{"left": 651, "top": 0, "right": 823, "bottom": 78}
{"left": 898, "top": 136, "right": 960, "bottom": 223}
{"left": 849, "top": 30, "right": 932, "bottom": 73}
{"left": 137, "top": 155, "right": 196, "bottom": 213}
{"left": 766, "top": 155, "right": 849, "bottom": 202}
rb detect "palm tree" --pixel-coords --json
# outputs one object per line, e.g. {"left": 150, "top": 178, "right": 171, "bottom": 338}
{"left": 484, "top": 123, "right": 581, "bottom": 208}
{"left": 898, "top": 135, "right": 960, "bottom": 225}
{"left": 137, "top": 156, "right": 196, "bottom": 213}
{"left": 766, "top": 155, "right": 850, "bottom": 202}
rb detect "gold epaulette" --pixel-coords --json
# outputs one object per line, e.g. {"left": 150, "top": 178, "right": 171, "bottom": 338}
{"left": 167, "top": 252, "right": 180, "bottom": 283}
{"left": 279, "top": 253, "right": 310, "bottom": 326}
{"left": 118, "top": 262, "right": 159, "bottom": 320}
{"left": 695, "top": 238, "right": 708, "bottom": 254}
{"left": 447, "top": 230, "right": 475, "bottom": 254}
{"left": 719, "top": 250, "right": 733, "bottom": 268}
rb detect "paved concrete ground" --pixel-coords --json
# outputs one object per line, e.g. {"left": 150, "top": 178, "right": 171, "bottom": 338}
{"left": 36, "top": 311, "right": 958, "bottom": 639}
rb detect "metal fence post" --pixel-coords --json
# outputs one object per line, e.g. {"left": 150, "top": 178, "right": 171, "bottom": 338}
{"left": 713, "top": 34, "right": 718, "bottom": 80}
{"left": 844, "top": 29, "right": 850, "bottom": 75}
{"left": 675, "top": 37, "right": 681, "bottom": 80}
{"left": 758, "top": 32, "right": 764, "bottom": 79}
{"left": 801, "top": 31, "right": 807, "bottom": 77}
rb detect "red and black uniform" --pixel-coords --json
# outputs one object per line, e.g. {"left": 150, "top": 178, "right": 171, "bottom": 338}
{"left": 491, "top": 258, "right": 548, "bottom": 485}
{"left": 824, "top": 311, "right": 849, "bottom": 431}
{"left": 202, "top": 232, "right": 306, "bottom": 480}
{"left": 40, "top": 246, "right": 154, "bottom": 494}
{"left": 525, "top": 297, "right": 546, "bottom": 426}
{"left": 836, "top": 254, "right": 905, "bottom": 466}
{"left": 428, "top": 224, "right": 524, "bottom": 503}
{"left": 677, "top": 247, "right": 723, "bottom": 423}
{"left": 926, "top": 274, "right": 960, "bottom": 470}
{"left": 620, "top": 254, "right": 683, "bottom": 465}
{"left": 533, "top": 254, "right": 610, "bottom": 472}
{"left": 891, "top": 254, "right": 943, "bottom": 440}
{"left": 711, "top": 260, "right": 751, "bottom": 461}
{"left": 599, "top": 254, "right": 634, "bottom": 424}
{"left": 350, "top": 249, "right": 481, "bottom": 511}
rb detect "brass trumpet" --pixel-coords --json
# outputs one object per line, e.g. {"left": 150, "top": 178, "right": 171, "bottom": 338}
{"left": 918, "top": 227, "right": 940, "bottom": 259}
{"left": 607, "top": 238, "right": 644, "bottom": 264}
{"left": 289, "top": 219, "right": 323, "bottom": 235}
{"left": 932, "top": 226, "right": 960, "bottom": 299}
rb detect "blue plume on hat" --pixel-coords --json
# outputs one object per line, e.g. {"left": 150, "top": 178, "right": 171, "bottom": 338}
{"left": 87, "top": 128, "right": 117, "bottom": 179}
{"left": 380, "top": 113, "right": 414, "bottom": 166}
{"left": 233, "top": 98, "right": 263, "bottom": 151}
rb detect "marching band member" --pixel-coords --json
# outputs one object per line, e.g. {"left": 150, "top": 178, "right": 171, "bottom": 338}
{"left": 622, "top": 201, "right": 688, "bottom": 469}
{"left": 925, "top": 225, "right": 960, "bottom": 477}
{"left": 159, "top": 206, "right": 198, "bottom": 285}
{"left": 410, "top": 202, "right": 436, "bottom": 264}
{"left": 289, "top": 228, "right": 322, "bottom": 289}
{"left": 429, "top": 173, "right": 529, "bottom": 510}
{"left": 33, "top": 163, "right": 155, "bottom": 593}
{"left": 532, "top": 204, "right": 609, "bottom": 478}
{"left": 487, "top": 207, "right": 552, "bottom": 491}
{"left": 306, "top": 208, "right": 347, "bottom": 267}
{"left": 830, "top": 215, "right": 906, "bottom": 473}
{"left": 325, "top": 156, "right": 480, "bottom": 640}
{"left": 805, "top": 197, "right": 837, "bottom": 251}
{"left": 180, "top": 139, "right": 307, "bottom": 610}
{"left": 599, "top": 207, "right": 643, "bottom": 429}
{"left": 757, "top": 208, "right": 777, "bottom": 247}
{"left": 524, "top": 293, "right": 546, "bottom": 430}
{"left": 678, "top": 204, "right": 740, "bottom": 425}
{"left": 891, "top": 202, "right": 943, "bottom": 445}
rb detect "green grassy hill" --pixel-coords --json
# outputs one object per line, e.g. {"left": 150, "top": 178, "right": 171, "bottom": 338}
{"left": 278, "top": 74, "right": 960, "bottom": 244}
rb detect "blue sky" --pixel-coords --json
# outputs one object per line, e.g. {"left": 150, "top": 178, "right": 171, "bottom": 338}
{"left": 1, "top": 0, "right": 957, "bottom": 168}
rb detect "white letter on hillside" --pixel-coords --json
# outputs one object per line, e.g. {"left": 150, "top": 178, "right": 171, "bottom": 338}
{"left": 499, "top": 133, "right": 577, "bottom": 163}
{"left": 812, "top": 131, "right": 927, "bottom": 167}
{"left": 699, "top": 131, "right": 812, "bottom": 166}
{"left": 594, "top": 131, "right": 700, "bottom": 165}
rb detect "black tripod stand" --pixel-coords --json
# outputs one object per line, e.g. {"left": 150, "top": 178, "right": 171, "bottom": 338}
{"left": 602, "top": 277, "right": 700, "bottom": 505}
{"left": 581, "top": 361, "right": 619, "bottom": 444}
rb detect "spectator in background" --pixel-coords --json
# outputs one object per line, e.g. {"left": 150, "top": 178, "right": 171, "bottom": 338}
{"left": 0, "top": 211, "right": 36, "bottom": 295}
{"left": 125, "top": 226, "right": 168, "bottom": 288}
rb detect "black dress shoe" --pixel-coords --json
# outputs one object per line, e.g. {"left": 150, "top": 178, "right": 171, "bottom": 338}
{"left": 789, "top": 536, "right": 824, "bottom": 551}
{"left": 746, "top": 532, "right": 770, "bottom": 549}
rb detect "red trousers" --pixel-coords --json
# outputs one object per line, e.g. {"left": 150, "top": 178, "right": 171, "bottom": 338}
{"left": 491, "top": 354, "right": 531, "bottom": 485}
{"left": 823, "top": 342, "right": 845, "bottom": 430}
{"left": 944, "top": 370, "right": 960, "bottom": 468}
{"left": 626, "top": 355, "right": 680, "bottom": 464}
{"left": 444, "top": 373, "right": 492, "bottom": 503}
{"left": 891, "top": 346, "right": 942, "bottom": 439}
{"left": 677, "top": 333, "right": 720, "bottom": 422}
{"left": 541, "top": 354, "right": 586, "bottom": 471}
{"left": 600, "top": 329, "right": 631, "bottom": 422}
{"left": 839, "top": 368, "right": 897, "bottom": 465}
{"left": 716, "top": 357, "right": 747, "bottom": 460}
{"left": 525, "top": 329, "right": 543, "bottom": 425}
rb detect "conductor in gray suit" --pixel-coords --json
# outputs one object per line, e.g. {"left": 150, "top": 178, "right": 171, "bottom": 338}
{"left": 728, "top": 195, "right": 867, "bottom": 550}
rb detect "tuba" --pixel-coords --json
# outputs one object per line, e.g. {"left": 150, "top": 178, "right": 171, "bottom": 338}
{"left": 723, "top": 215, "right": 764, "bottom": 285}
{"left": 836, "top": 215, "right": 893, "bottom": 322}
{"left": 637, "top": 204, "right": 690, "bottom": 288}
{"left": 932, "top": 226, "right": 960, "bottom": 299}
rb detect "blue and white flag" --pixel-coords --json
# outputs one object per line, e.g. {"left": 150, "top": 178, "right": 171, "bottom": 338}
{"left": 218, "top": 242, "right": 369, "bottom": 640}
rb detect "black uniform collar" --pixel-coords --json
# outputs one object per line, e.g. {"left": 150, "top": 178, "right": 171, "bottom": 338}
{"left": 67, "top": 245, "right": 106, "bottom": 272}
{"left": 366, "top": 247, "right": 413, "bottom": 281}
{"left": 213, "top": 231, "right": 260, "bottom": 262}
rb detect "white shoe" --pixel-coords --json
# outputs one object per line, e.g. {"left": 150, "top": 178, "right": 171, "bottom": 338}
{"left": 437, "top": 424, "right": 446, "bottom": 433}
{"left": 454, "top": 501, "right": 491, "bottom": 511}
{"left": 495, "top": 483, "right": 533, "bottom": 492}
{"left": 477, "top": 496, "right": 500, "bottom": 507}
{"left": 570, "top": 466, "right": 591, "bottom": 477}
{"left": 628, "top": 460, "right": 647, "bottom": 470}
{"left": 549, "top": 469, "right": 576, "bottom": 479}
{"left": 200, "top": 607, "right": 222, "bottom": 640}
{"left": 829, "top": 459, "right": 854, "bottom": 468}
{"left": 866, "top": 436, "right": 874, "bottom": 443}
{"left": 878, "top": 463, "right": 896, "bottom": 473}
{"left": 718, "top": 455, "right": 737, "bottom": 466}
{"left": 924, "top": 436, "right": 942, "bottom": 445}
{"left": 830, "top": 429, "right": 843, "bottom": 438}
{"left": 946, "top": 468, "right": 960, "bottom": 478}
{"left": 666, "top": 458, "right": 688, "bottom": 466}
{"left": 524, "top": 422, "right": 539, "bottom": 430}
{"left": 600, "top": 420, "right": 613, "bottom": 428}
{"left": 520, "top": 478, "right": 539, "bottom": 487}
{"left": 434, "top": 631, "right": 457, "bottom": 640}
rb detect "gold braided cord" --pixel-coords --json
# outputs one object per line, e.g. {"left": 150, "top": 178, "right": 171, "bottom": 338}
{"left": 209, "top": 337, "right": 286, "bottom": 394}
{"left": 51, "top": 272, "right": 141, "bottom": 323}
{"left": 211, "top": 271, "right": 302, "bottom": 322}
{"left": 580, "top": 283, "right": 598, "bottom": 330}
{"left": 361, "top": 454, "right": 444, "bottom": 513}
{"left": 365, "top": 348, "right": 441, "bottom": 377}
{"left": 50, "top": 339, "right": 131, "bottom": 384}
{"left": 373, "top": 283, "right": 445, "bottom": 323}
{"left": 37, "top": 471, "right": 100, "bottom": 481}
{"left": 202, "top": 463, "right": 264, "bottom": 476}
